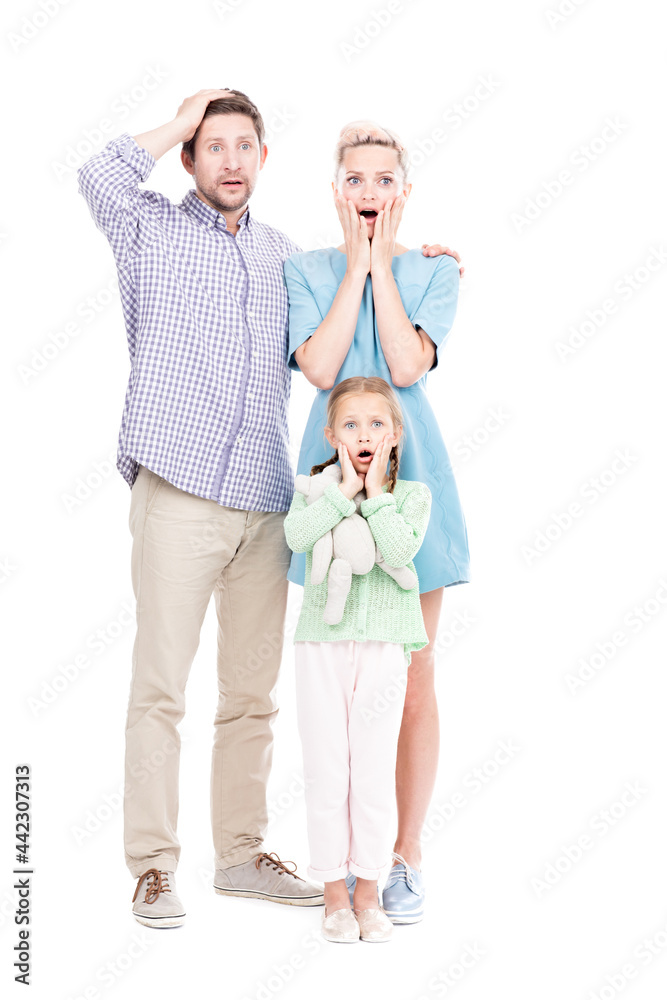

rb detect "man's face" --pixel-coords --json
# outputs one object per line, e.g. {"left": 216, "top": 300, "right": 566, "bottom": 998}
{"left": 181, "top": 113, "right": 267, "bottom": 215}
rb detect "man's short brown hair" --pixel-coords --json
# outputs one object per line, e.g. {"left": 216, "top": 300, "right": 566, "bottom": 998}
{"left": 182, "top": 89, "right": 265, "bottom": 161}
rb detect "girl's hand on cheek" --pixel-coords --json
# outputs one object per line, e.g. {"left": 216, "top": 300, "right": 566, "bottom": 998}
{"left": 338, "top": 444, "right": 365, "bottom": 500}
{"left": 364, "top": 435, "right": 393, "bottom": 497}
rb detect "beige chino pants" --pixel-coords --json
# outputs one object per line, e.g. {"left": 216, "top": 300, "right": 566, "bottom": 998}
{"left": 124, "top": 466, "right": 290, "bottom": 878}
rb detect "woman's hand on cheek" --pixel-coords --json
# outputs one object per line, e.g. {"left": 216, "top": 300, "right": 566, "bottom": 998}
{"left": 370, "top": 196, "right": 405, "bottom": 275}
{"left": 333, "top": 190, "right": 371, "bottom": 278}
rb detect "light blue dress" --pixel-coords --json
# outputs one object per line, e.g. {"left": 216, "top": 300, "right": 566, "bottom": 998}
{"left": 284, "top": 246, "right": 470, "bottom": 593}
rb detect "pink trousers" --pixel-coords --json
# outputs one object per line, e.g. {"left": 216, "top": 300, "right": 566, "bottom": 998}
{"left": 295, "top": 640, "right": 409, "bottom": 882}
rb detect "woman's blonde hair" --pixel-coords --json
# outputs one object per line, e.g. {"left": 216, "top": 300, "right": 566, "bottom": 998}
{"left": 310, "top": 377, "right": 404, "bottom": 494}
{"left": 334, "top": 120, "right": 409, "bottom": 185}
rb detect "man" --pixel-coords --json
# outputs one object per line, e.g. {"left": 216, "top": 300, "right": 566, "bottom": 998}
{"left": 79, "top": 88, "right": 322, "bottom": 927}
{"left": 78, "top": 89, "right": 459, "bottom": 928}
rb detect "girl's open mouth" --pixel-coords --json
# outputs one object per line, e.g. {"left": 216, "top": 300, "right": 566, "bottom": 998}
{"left": 357, "top": 450, "right": 373, "bottom": 464}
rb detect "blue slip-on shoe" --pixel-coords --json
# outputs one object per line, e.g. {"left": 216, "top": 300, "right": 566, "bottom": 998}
{"left": 381, "top": 853, "right": 424, "bottom": 924}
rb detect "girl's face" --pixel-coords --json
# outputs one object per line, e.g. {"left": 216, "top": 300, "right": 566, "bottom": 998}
{"left": 334, "top": 145, "right": 411, "bottom": 238}
{"left": 324, "top": 393, "right": 402, "bottom": 476}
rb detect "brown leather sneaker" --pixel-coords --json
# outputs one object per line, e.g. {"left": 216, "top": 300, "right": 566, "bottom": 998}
{"left": 131, "top": 869, "right": 185, "bottom": 928}
{"left": 214, "top": 851, "right": 324, "bottom": 906}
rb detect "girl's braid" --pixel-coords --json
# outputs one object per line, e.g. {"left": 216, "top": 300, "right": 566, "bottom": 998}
{"left": 386, "top": 444, "right": 400, "bottom": 494}
{"left": 310, "top": 452, "right": 339, "bottom": 477}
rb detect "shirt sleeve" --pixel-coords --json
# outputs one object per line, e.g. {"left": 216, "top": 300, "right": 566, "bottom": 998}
{"left": 284, "top": 483, "right": 356, "bottom": 553}
{"left": 283, "top": 254, "right": 326, "bottom": 371}
{"left": 411, "top": 253, "right": 460, "bottom": 371}
{"left": 360, "top": 483, "right": 432, "bottom": 567}
{"left": 77, "top": 133, "right": 162, "bottom": 268}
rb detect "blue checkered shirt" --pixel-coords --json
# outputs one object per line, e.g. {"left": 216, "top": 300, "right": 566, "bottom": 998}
{"left": 78, "top": 133, "right": 301, "bottom": 511}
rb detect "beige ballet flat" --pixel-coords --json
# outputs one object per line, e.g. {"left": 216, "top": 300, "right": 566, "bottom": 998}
{"left": 355, "top": 907, "right": 393, "bottom": 942}
{"left": 322, "top": 907, "right": 360, "bottom": 943}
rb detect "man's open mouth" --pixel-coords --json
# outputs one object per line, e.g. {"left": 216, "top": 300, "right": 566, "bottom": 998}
{"left": 222, "top": 179, "right": 243, "bottom": 186}
{"left": 359, "top": 210, "right": 378, "bottom": 220}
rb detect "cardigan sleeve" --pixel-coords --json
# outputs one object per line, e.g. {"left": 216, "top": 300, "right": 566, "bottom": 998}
{"left": 284, "top": 482, "right": 356, "bottom": 553}
{"left": 360, "top": 483, "right": 432, "bottom": 568}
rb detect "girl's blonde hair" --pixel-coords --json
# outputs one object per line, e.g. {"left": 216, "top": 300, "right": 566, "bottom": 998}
{"left": 334, "top": 120, "right": 409, "bottom": 185}
{"left": 310, "top": 377, "right": 404, "bottom": 494}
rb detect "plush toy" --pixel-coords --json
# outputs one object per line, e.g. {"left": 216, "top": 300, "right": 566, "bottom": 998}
{"left": 295, "top": 464, "right": 418, "bottom": 625}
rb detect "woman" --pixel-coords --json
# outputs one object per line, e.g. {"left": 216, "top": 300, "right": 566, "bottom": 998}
{"left": 284, "top": 121, "right": 469, "bottom": 924}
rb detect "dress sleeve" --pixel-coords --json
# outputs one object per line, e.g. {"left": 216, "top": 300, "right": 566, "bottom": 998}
{"left": 283, "top": 254, "right": 326, "bottom": 371}
{"left": 411, "top": 253, "right": 460, "bottom": 371}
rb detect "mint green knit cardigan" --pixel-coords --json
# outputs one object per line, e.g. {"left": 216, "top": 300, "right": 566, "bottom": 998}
{"left": 284, "top": 479, "right": 431, "bottom": 663}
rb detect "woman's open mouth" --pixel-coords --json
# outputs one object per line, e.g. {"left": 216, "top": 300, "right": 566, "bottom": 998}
{"left": 359, "top": 210, "right": 378, "bottom": 221}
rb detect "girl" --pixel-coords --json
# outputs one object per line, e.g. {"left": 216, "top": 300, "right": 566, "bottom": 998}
{"left": 284, "top": 377, "right": 431, "bottom": 943}
{"left": 284, "top": 121, "right": 469, "bottom": 923}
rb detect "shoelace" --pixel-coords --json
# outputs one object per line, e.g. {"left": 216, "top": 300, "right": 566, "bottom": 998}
{"left": 389, "top": 852, "right": 418, "bottom": 892}
{"left": 131, "top": 868, "right": 172, "bottom": 905}
{"left": 255, "top": 852, "right": 302, "bottom": 881}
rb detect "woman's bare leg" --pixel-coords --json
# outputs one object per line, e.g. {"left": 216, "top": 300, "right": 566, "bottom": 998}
{"left": 392, "top": 587, "right": 444, "bottom": 870}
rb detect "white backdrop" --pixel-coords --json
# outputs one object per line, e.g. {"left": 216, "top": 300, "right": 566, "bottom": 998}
{"left": 3, "top": 0, "right": 666, "bottom": 997}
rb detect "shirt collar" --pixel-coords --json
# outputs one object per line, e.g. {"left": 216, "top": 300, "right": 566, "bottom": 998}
{"left": 181, "top": 190, "right": 252, "bottom": 232}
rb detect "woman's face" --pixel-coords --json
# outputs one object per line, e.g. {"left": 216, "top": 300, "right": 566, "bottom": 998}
{"left": 335, "top": 145, "right": 410, "bottom": 238}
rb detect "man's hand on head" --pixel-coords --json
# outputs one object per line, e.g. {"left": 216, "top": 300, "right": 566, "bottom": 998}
{"left": 421, "top": 244, "right": 464, "bottom": 278}
{"left": 175, "top": 89, "right": 235, "bottom": 142}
